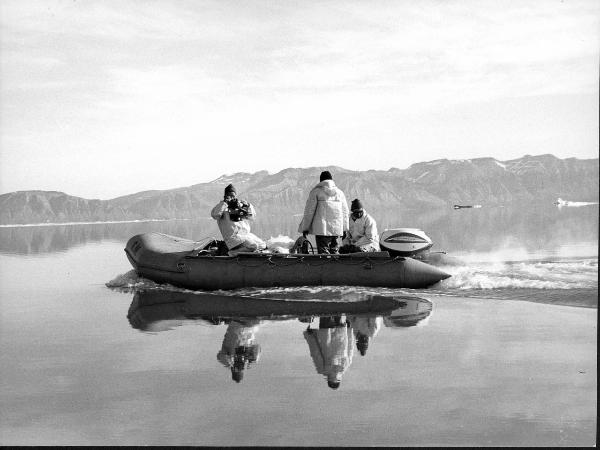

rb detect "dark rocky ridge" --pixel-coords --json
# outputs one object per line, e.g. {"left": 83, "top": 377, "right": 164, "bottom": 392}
{"left": 1, "top": 154, "right": 597, "bottom": 225}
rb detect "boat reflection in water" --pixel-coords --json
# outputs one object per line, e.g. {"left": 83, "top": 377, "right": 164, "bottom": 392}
{"left": 127, "top": 290, "right": 433, "bottom": 387}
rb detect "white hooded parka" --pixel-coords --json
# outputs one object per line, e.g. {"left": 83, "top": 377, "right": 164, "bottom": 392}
{"left": 211, "top": 200, "right": 257, "bottom": 249}
{"left": 344, "top": 210, "right": 380, "bottom": 249}
{"left": 298, "top": 180, "right": 349, "bottom": 236}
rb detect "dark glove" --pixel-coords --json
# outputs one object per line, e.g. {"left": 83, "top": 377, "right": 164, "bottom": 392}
{"left": 302, "top": 231, "right": 308, "bottom": 238}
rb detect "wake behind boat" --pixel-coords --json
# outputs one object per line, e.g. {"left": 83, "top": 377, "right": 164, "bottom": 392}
{"left": 124, "top": 232, "right": 451, "bottom": 290}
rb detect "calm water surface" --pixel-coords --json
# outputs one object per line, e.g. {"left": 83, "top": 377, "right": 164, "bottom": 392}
{"left": 0, "top": 204, "right": 597, "bottom": 446}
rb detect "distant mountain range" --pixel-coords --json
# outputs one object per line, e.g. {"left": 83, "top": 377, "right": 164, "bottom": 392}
{"left": 1, "top": 154, "right": 597, "bottom": 225}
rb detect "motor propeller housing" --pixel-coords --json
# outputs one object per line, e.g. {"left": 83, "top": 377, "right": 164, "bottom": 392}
{"left": 379, "top": 228, "right": 433, "bottom": 257}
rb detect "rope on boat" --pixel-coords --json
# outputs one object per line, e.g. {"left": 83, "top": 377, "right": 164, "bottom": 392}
{"left": 232, "top": 255, "right": 405, "bottom": 268}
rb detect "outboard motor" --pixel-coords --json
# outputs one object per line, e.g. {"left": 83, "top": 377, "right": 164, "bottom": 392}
{"left": 379, "top": 228, "right": 433, "bottom": 258}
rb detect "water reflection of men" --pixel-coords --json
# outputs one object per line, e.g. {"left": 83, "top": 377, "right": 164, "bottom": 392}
{"left": 349, "top": 315, "right": 383, "bottom": 356}
{"left": 216, "top": 319, "right": 262, "bottom": 383}
{"left": 303, "top": 315, "right": 354, "bottom": 389}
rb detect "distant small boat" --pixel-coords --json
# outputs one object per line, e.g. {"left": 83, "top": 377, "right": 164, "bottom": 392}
{"left": 554, "top": 198, "right": 599, "bottom": 208}
{"left": 453, "top": 204, "right": 482, "bottom": 209}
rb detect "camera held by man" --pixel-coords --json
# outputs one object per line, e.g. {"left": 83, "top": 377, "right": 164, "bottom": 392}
{"left": 227, "top": 198, "right": 250, "bottom": 222}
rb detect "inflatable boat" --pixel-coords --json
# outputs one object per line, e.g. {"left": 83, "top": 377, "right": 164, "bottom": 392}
{"left": 125, "top": 232, "right": 451, "bottom": 291}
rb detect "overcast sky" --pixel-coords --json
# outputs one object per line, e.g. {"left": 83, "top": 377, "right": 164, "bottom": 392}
{"left": 1, "top": 0, "right": 598, "bottom": 199}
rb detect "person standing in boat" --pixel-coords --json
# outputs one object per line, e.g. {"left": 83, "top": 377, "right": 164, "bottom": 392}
{"left": 339, "top": 199, "right": 380, "bottom": 254}
{"left": 298, "top": 171, "right": 349, "bottom": 254}
{"left": 211, "top": 184, "right": 266, "bottom": 256}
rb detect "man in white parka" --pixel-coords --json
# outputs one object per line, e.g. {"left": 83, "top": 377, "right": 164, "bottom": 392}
{"left": 340, "top": 198, "right": 380, "bottom": 254}
{"left": 298, "top": 171, "right": 349, "bottom": 254}
{"left": 211, "top": 184, "right": 266, "bottom": 256}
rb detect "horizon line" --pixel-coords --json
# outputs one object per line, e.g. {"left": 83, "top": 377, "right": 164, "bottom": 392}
{"left": 1, "top": 152, "right": 598, "bottom": 201}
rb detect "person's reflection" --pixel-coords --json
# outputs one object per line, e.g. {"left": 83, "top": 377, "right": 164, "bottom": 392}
{"left": 303, "top": 315, "right": 354, "bottom": 390}
{"left": 349, "top": 315, "right": 382, "bottom": 356}
{"left": 216, "top": 319, "right": 262, "bottom": 383}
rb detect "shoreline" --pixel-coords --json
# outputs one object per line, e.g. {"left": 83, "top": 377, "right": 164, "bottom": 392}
{"left": 0, "top": 218, "right": 192, "bottom": 228}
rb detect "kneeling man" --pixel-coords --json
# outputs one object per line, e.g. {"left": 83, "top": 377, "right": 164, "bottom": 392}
{"left": 340, "top": 199, "right": 380, "bottom": 254}
{"left": 211, "top": 184, "right": 266, "bottom": 256}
